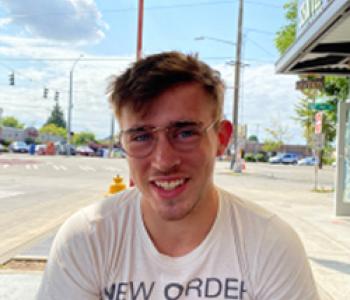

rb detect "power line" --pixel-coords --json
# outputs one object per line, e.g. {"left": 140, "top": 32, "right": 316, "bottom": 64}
{"left": 245, "top": 36, "right": 275, "bottom": 57}
{"left": 4, "top": 0, "right": 282, "bottom": 19}
{"left": 245, "top": 27, "right": 275, "bottom": 36}
{"left": 0, "top": 57, "right": 133, "bottom": 62}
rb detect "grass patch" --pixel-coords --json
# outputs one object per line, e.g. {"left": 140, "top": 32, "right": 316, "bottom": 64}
{"left": 312, "top": 187, "right": 334, "bottom": 193}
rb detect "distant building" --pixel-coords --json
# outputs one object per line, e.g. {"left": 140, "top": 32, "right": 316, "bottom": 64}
{"left": 0, "top": 126, "right": 39, "bottom": 142}
{"left": 0, "top": 126, "right": 64, "bottom": 144}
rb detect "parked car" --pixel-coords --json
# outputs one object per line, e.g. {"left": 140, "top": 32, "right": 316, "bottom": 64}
{"left": 76, "top": 145, "right": 95, "bottom": 156}
{"left": 297, "top": 156, "right": 317, "bottom": 166}
{"left": 55, "top": 142, "right": 76, "bottom": 155}
{"left": 112, "top": 147, "right": 126, "bottom": 158}
{"left": 35, "top": 144, "right": 47, "bottom": 155}
{"left": 9, "top": 141, "right": 29, "bottom": 153}
{"left": 269, "top": 153, "right": 298, "bottom": 164}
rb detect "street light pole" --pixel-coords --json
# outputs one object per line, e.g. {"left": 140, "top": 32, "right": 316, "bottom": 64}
{"left": 231, "top": 0, "right": 244, "bottom": 172}
{"left": 67, "top": 54, "right": 83, "bottom": 156}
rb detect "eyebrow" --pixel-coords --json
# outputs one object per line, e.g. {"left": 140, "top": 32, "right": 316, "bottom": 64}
{"left": 124, "top": 126, "right": 153, "bottom": 133}
{"left": 124, "top": 120, "right": 202, "bottom": 133}
{"left": 170, "top": 120, "right": 202, "bottom": 128}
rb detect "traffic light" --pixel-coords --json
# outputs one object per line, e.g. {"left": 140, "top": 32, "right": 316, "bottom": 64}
{"left": 43, "top": 88, "right": 49, "bottom": 99}
{"left": 9, "top": 72, "right": 15, "bottom": 86}
{"left": 54, "top": 91, "right": 59, "bottom": 102}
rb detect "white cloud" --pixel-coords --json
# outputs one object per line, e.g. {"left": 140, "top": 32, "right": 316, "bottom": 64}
{"left": 215, "top": 63, "right": 305, "bottom": 145}
{"left": 0, "top": 17, "right": 12, "bottom": 28}
{"left": 0, "top": 0, "right": 107, "bottom": 43}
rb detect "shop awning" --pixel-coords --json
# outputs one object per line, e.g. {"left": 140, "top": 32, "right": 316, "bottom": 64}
{"left": 275, "top": 0, "right": 350, "bottom": 75}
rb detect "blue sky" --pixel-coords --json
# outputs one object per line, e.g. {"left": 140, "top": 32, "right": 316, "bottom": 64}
{"left": 0, "top": 0, "right": 305, "bottom": 144}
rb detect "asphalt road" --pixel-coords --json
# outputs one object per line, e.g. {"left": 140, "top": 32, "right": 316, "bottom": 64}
{"left": 0, "top": 153, "right": 335, "bottom": 264}
{"left": 0, "top": 153, "right": 130, "bottom": 264}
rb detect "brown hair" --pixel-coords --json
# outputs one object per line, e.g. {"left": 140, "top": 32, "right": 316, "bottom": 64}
{"left": 107, "top": 51, "right": 225, "bottom": 119}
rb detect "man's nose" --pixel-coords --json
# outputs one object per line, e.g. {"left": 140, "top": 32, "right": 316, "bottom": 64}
{"left": 151, "top": 133, "right": 180, "bottom": 172}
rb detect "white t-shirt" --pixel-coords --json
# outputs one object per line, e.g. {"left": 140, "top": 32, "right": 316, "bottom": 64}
{"left": 37, "top": 188, "right": 319, "bottom": 300}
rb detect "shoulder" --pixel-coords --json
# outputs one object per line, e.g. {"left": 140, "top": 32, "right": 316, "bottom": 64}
{"left": 219, "top": 187, "right": 276, "bottom": 228}
{"left": 219, "top": 187, "right": 303, "bottom": 253}
{"left": 218, "top": 189, "right": 319, "bottom": 299}
{"left": 52, "top": 188, "right": 140, "bottom": 252}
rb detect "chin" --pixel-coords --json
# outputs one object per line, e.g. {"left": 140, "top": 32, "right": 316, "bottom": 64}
{"left": 156, "top": 202, "right": 194, "bottom": 222}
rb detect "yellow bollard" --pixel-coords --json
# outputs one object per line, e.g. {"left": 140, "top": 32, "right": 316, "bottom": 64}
{"left": 107, "top": 175, "right": 127, "bottom": 195}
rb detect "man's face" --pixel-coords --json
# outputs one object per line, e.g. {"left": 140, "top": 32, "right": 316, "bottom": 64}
{"left": 119, "top": 83, "right": 231, "bottom": 222}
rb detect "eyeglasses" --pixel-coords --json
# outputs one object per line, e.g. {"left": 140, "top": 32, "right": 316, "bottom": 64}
{"left": 119, "top": 120, "right": 218, "bottom": 158}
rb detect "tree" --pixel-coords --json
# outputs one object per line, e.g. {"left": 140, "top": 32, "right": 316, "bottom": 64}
{"left": 275, "top": 0, "right": 297, "bottom": 54}
{"left": 72, "top": 131, "right": 96, "bottom": 145}
{"left": 262, "top": 139, "right": 282, "bottom": 153}
{"left": 0, "top": 116, "right": 24, "bottom": 128}
{"left": 265, "top": 118, "right": 291, "bottom": 145}
{"left": 248, "top": 135, "right": 258, "bottom": 142}
{"left": 45, "top": 103, "right": 66, "bottom": 129}
{"left": 40, "top": 123, "right": 67, "bottom": 139}
{"left": 262, "top": 118, "right": 291, "bottom": 153}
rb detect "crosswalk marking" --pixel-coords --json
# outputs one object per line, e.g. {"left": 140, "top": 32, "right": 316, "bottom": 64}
{"left": 104, "top": 166, "right": 121, "bottom": 172}
{"left": 52, "top": 165, "right": 67, "bottom": 171}
{"left": 0, "top": 190, "right": 24, "bottom": 199}
{"left": 79, "top": 165, "right": 96, "bottom": 172}
{"left": 2, "top": 164, "right": 9, "bottom": 169}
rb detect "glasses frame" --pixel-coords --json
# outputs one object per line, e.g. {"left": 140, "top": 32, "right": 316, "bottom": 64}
{"left": 119, "top": 119, "right": 219, "bottom": 158}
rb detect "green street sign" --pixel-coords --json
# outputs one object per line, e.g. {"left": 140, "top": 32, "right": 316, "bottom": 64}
{"left": 308, "top": 103, "right": 335, "bottom": 111}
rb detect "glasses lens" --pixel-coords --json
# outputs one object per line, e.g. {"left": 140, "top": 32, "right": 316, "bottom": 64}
{"left": 169, "top": 124, "right": 203, "bottom": 151}
{"left": 121, "top": 129, "right": 154, "bottom": 158}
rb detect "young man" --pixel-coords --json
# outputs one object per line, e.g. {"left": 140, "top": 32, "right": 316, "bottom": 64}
{"left": 37, "top": 52, "right": 319, "bottom": 300}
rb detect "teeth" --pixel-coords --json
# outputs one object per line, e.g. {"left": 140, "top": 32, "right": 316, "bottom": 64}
{"left": 154, "top": 179, "right": 185, "bottom": 190}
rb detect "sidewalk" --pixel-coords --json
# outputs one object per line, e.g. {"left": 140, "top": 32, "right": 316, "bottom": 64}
{"left": 1, "top": 162, "right": 349, "bottom": 299}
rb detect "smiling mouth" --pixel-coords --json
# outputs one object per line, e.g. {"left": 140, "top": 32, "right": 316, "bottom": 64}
{"left": 153, "top": 178, "right": 187, "bottom": 191}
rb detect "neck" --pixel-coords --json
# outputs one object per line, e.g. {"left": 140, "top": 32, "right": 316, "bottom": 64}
{"left": 141, "top": 187, "right": 219, "bottom": 257}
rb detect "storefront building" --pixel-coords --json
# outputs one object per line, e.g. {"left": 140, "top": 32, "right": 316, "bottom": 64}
{"left": 276, "top": 0, "right": 350, "bottom": 216}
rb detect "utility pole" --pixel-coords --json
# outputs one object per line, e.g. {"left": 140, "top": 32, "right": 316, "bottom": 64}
{"left": 67, "top": 55, "right": 83, "bottom": 156}
{"left": 231, "top": 0, "right": 244, "bottom": 172}
{"left": 136, "top": 0, "right": 144, "bottom": 61}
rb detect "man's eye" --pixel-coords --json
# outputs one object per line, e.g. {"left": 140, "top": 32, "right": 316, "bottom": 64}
{"left": 176, "top": 127, "right": 201, "bottom": 139}
{"left": 130, "top": 132, "right": 153, "bottom": 142}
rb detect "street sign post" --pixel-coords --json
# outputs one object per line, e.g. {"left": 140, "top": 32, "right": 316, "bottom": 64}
{"left": 308, "top": 103, "right": 334, "bottom": 111}
{"left": 296, "top": 78, "right": 324, "bottom": 90}
{"left": 313, "top": 133, "right": 325, "bottom": 150}
{"left": 315, "top": 111, "right": 323, "bottom": 134}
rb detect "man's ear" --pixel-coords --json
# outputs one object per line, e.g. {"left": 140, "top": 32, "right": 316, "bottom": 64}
{"left": 216, "top": 120, "right": 233, "bottom": 156}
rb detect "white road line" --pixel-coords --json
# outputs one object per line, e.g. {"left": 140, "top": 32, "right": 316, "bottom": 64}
{"left": 0, "top": 190, "right": 25, "bottom": 199}
{"left": 79, "top": 165, "right": 96, "bottom": 172}
{"left": 25, "top": 164, "right": 32, "bottom": 170}
{"left": 52, "top": 165, "right": 67, "bottom": 171}
{"left": 104, "top": 167, "right": 121, "bottom": 172}
{"left": 32, "top": 164, "right": 39, "bottom": 170}
{"left": 2, "top": 164, "right": 10, "bottom": 169}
